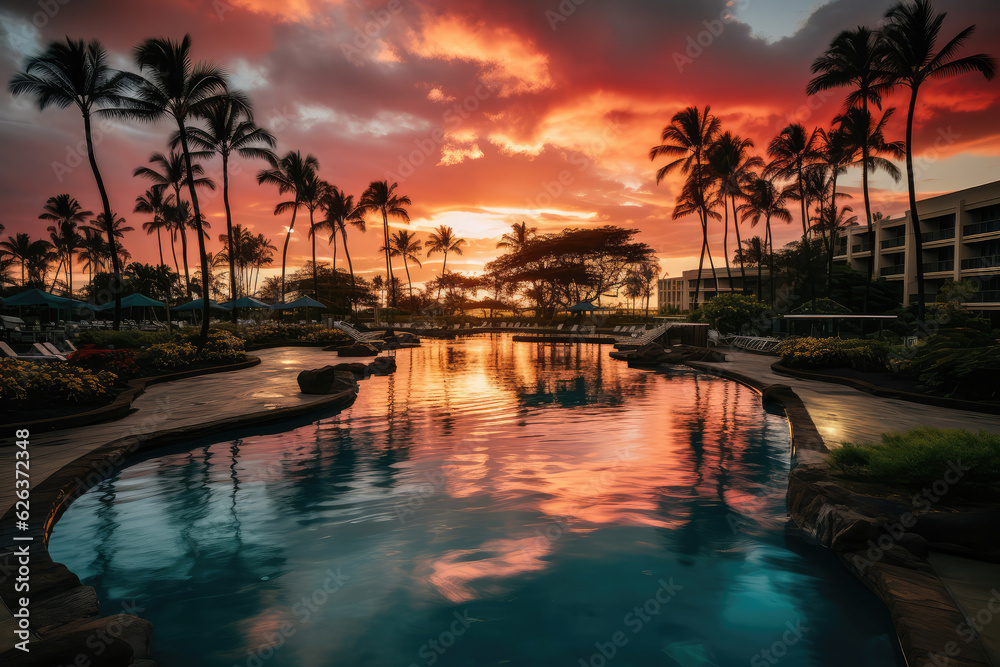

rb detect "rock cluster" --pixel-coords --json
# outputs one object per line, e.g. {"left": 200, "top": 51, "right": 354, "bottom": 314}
{"left": 296, "top": 357, "right": 397, "bottom": 394}
{"left": 609, "top": 343, "right": 727, "bottom": 366}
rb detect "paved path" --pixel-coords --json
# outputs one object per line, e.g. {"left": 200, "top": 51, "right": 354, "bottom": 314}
{"left": 698, "top": 350, "right": 1000, "bottom": 448}
{"left": 699, "top": 350, "right": 1000, "bottom": 666}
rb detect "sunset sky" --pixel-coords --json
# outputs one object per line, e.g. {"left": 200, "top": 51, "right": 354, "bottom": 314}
{"left": 1, "top": 0, "right": 998, "bottom": 292}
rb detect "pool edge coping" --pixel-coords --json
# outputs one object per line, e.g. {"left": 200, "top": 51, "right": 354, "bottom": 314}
{"left": 0, "top": 384, "right": 359, "bottom": 666}
{"left": 686, "top": 359, "right": 995, "bottom": 667}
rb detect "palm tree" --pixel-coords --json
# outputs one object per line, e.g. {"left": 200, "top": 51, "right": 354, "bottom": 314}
{"left": 134, "top": 151, "right": 215, "bottom": 298}
{"left": 300, "top": 175, "right": 331, "bottom": 299}
{"left": 738, "top": 175, "right": 792, "bottom": 306}
{"left": 359, "top": 180, "right": 412, "bottom": 309}
{"left": 257, "top": 150, "right": 320, "bottom": 302}
{"left": 89, "top": 213, "right": 134, "bottom": 270}
{"left": 650, "top": 106, "right": 721, "bottom": 305}
{"left": 40, "top": 194, "right": 90, "bottom": 296}
{"left": 78, "top": 227, "right": 109, "bottom": 283}
{"left": 880, "top": 0, "right": 996, "bottom": 318}
{"left": 426, "top": 225, "right": 466, "bottom": 300}
{"left": 383, "top": 230, "right": 423, "bottom": 304}
{"left": 734, "top": 236, "right": 768, "bottom": 299}
{"left": 182, "top": 95, "right": 276, "bottom": 301}
{"left": 25, "top": 240, "right": 57, "bottom": 287}
{"left": 834, "top": 107, "right": 905, "bottom": 308}
{"left": 808, "top": 26, "right": 889, "bottom": 289}
{"left": 813, "top": 203, "right": 859, "bottom": 289}
{"left": 1, "top": 233, "right": 52, "bottom": 287}
{"left": 766, "top": 124, "right": 822, "bottom": 239}
{"left": 134, "top": 187, "right": 173, "bottom": 268}
{"left": 709, "top": 131, "right": 763, "bottom": 292}
{"left": 496, "top": 221, "right": 537, "bottom": 250}
{"left": 321, "top": 187, "right": 366, "bottom": 312}
{"left": 128, "top": 34, "right": 235, "bottom": 343}
{"left": 9, "top": 38, "right": 139, "bottom": 328}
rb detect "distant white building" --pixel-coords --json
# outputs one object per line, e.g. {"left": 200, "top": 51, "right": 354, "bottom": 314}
{"left": 658, "top": 267, "right": 770, "bottom": 312}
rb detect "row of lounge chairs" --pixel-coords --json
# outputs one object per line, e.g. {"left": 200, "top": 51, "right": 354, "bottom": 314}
{"left": 0, "top": 339, "right": 78, "bottom": 362}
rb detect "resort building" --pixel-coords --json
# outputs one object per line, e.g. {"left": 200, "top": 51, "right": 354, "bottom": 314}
{"left": 833, "top": 179, "right": 1000, "bottom": 311}
{"left": 659, "top": 267, "right": 770, "bottom": 312}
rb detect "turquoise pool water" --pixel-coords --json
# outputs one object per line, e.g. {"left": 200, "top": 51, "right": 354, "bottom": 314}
{"left": 50, "top": 336, "right": 902, "bottom": 666}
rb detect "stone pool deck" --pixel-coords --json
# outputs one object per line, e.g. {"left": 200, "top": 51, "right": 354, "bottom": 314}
{"left": 693, "top": 350, "right": 1000, "bottom": 667}
{"left": 0, "top": 346, "right": 356, "bottom": 659}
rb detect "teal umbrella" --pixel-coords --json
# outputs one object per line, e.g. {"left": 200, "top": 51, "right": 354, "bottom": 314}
{"left": 270, "top": 296, "right": 325, "bottom": 310}
{"left": 567, "top": 300, "right": 598, "bottom": 312}
{"left": 221, "top": 296, "right": 271, "bottom": 309}
{"left": 173, "top": 298, "right": 232, "bottom": 311}
{"left": 96, "top": 293, "right": 165, "bottom": 310}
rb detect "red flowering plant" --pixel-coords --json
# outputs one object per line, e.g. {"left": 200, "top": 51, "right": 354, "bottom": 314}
{"left": 67, "top": 345, "right": 141, "bottom": 381}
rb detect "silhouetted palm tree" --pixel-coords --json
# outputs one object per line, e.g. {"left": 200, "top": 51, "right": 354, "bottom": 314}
{"left": 880, "top": 0, "right": 996, "bottom": 318}
{"left": 10, "top": 38, "right": 139, "bottom": 327}
{"left": 320, "top": 187, "right": 366, "bottom": 312}
{"left": 426, "top": 225, "right": 466, "bottom": 300}
{"left": 182, "top": 95, "right": 276, "bottom": 301}
{"left": 383, "top": 230, "right": 423, "bottom": 303}
{"left": 133, "top": 151, "right": 215, "bottom": 299}
{"left": 709, "top": 131, "right": 763, "bottom": 292}
{"left": 496, "top": 221, "right": 536, "bottom": 250}
{"left": 78, "top": 228, "right": 108, "bottom": 283}
{"left": 301, "top": 175, "right": 331, "bottom": 299}
{"left": 134, "top": 187, "right": 172, "bottom": 268}
{"left": 1, "top": 233, "right": 51, "bottom": 287}
{"left": 766, "top": 124, "right": 822, "bottom": 239}
{"left": 650, "top": 106, "right": 721, "bottom": 305}
{"left": 128, "top": 34, "right": 235, "bottom": 342}
{"left": 257, "top": 150, "right": 319, "bottom": 302}
{"left": 359, "top": 180, "right": 412, "bottom": 309}
{"left": 40, "top": 194, "right": 90, "bottom": 296}
{"left": 738, "top": 175, "right": 792, "bottom": 305}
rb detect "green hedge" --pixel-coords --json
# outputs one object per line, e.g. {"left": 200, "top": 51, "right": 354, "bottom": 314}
{"left": 893, "top": 329, "right": 1000, "bottom": 400}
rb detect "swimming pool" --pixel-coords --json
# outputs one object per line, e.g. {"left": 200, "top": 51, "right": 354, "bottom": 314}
{"left": 50, "top": 336, "right": 903, "bottom": 666}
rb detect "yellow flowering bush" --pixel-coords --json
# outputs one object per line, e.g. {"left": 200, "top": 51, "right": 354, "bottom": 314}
{"left": 0, "top": 359, "right": 119, "bottom": 408}
{"left": 137, "top": 341, "right": 197, "bottom": 371}
{"left": 777, "top": 337, "right": 889, "bottom": 373}
{"left": 193, "top": 330, "right": 246, "bottom": 363}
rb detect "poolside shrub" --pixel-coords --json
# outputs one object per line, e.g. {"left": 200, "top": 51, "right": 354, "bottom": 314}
{"left": 702, "top": 293, "right": 768, "bottom": 335}
{"left": 137, "top": 341, "right": 197, "bottom": 371}
{"left": 75, "top": 329, "right": 172, "bottom": 349}
{"left": 830, "top": 427, "right": 1000, "bottom": 492}
{"left": 893, "top": 328, "right": 1000, "bottom": 400}
{"left": 0, "top": 359, "right": 119, "bottom": 409}
{"left": 777, "top": 337, "right": 889, "bottom": 372}
{"left": 192, "top": 330, "right": 246, "bottom": 364}
{"left": 68, "top": 346, "right": 140, "bottom": 380}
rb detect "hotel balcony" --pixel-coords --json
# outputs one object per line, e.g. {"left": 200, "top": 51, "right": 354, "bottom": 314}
{"left": 880, "top": 265, "right": 905, "bottom": 277}
{"left": 967, "top": 290, "right": 1000, "bottom": 304}
{"left": 961, "top": 255, "right": 1000, "bottom": 271}
{"left": 923, "top": 259, "right": 954, "bottom": 274}
{"left": 922, "top": 227, "right": 956, "bottom": 245}
{"left": 880, "top": 237, "right": 906, "bottom": 250}
{"left": 963, "top": 219, "right": 1000, "bottom": 238}
{"left": 851, "top": 241, "right": 874, "bottom": 254}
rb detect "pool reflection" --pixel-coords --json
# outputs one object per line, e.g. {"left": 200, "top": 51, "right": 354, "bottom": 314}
{"left": 50, "top": 336, "right": 902, "bottom": 666}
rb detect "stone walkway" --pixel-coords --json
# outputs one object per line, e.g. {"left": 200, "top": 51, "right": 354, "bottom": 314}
{"left": 698, "top": 350, "right": 1000, "bottom": 667}
{"left": 0, "top": 347, "right": 349, "bottom": 654}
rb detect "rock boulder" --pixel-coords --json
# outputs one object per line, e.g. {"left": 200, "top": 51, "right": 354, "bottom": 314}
{"left": 367, "top": 356, "right": 397, "bottom": 375}
{"left": 336, "top": 343, "right": 379, "bottom": 357}
{"left": 297, "top": 366, "right": 359, "bottom": 394}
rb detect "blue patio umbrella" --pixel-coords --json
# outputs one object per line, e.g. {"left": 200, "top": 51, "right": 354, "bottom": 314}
{"left": 567, "top": 300, "right": 598, "bottom": 312}
{"left": 270, "top": 296, "right": 325, "bottom": 310}
{"left": 96, "top": 293, "right": 166, "bottom": 310}
{"left": 221, "top": 296, "right": 271, "bottom": 309}
{"left": 1, "top": 288, "right": 98, "bottom": 324}
{"left": 173, "top": 298, "right": 232, "bottom": 311}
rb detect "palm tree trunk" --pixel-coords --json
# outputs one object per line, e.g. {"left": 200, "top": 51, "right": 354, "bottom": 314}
{"left": 83, "top": 110, "right": 122, "bottom": 330}
{"left": 694, "top": 216, "right": 707, "bottom": 308}
{"left": 49, "top": 257, "right": 64, "bottom": 293}
{"left": 382, "top": 211, "right": 396, "bottom": 311}
{"left": 156, "top": 227, "right": 164, "bottom": 267}
{"left": 222, "top": 152, "right": 237, "bottom": 307}
{"left": 904, "top": 89, "right": 926, "bottom": 321}
{"left": 309, "top": 209, "right": 318, "bottom": 299}
{"left": 281, "top": 207, "right": 298, "bottom": 303}
{"left": 404, "top": 257, "right": 413, "bottom": 302}
{"left": 177, "top": 126, "right": 212, "bottom": 346}
{"left": 732, "top": 195, "right": 747, "bottom": 293}
{"left": 341, "top": 226, "right": 356, "bottom": 317}
{"left": 169, "top": 228, "right": 180, "bottom": 278}
{"left": 179, "top": 225, "right": 191, "bottom": 299}
{"left": 723, "top": 202, "right": 733, "bottom": 290}
{"left": 766, "top": 216, "right": 775, "bottom": 307}
{"left": 862, "top": 122, "right": 874, "bottom": 314}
